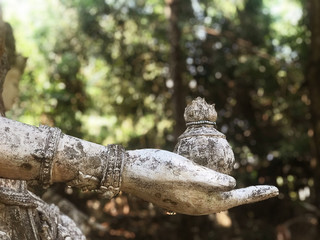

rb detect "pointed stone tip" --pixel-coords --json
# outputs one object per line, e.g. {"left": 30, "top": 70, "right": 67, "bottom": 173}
{"left": 250, "top": 185, "right": 279, "bottom": 201}
{"left": 184, "top": 97, "right": 217, "bottom": 123}
{"left": 265, "top": 185, "right": 279, "bottom": 197}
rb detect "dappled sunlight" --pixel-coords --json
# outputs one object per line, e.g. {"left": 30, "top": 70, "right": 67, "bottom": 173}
{"left": 215, "top": 211, "right": 232, "bottom": 228}
{"left": 103, "top": 195, "right": 131, "bottom": 216}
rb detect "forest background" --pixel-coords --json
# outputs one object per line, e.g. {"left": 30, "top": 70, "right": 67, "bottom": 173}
{"left": 2, "top": 0, "right": 320, "bottom": 239}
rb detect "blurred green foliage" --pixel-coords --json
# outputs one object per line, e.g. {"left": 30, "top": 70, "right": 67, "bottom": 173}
{"left": 3, "top": 0, "right": 318, "bottom": 239}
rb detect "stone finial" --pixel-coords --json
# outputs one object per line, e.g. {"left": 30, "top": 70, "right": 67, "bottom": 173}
{"left": 184, "top": 97, "right": 217, "bottom": 123}
{"left": 175, "top": 97, "right": 234, "bottom": 174}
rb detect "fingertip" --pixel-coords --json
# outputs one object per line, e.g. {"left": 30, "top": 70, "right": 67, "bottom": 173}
{"left": 229, "top": 176, "right": 236, "bottom": 188}
{"left": 256, "top": 185, "right": 279, "bottom": 198}
{"left": 218, "top": 172, "right": 236, "bottom": 188}
{"left": 213, "top": 173, "right": 236, "bottom": 191}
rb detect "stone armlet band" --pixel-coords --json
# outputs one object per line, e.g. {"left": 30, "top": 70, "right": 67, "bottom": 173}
{"left": 98, "top": 144, "right": 126, "bottom": 199}
{"left": 36, "top": 125, "right": 62, "bottom": 188}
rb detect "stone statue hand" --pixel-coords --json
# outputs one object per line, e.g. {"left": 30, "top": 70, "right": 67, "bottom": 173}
{"left": 121, "top": 149, "right": 278, "bottom": 215}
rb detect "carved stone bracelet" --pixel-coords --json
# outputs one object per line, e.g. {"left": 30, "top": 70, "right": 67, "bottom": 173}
{"left": 36, "top": 125, "right": 62, "bottom": 188}
{"left": 98, "top": 144, "right": 126, "bottom": 199}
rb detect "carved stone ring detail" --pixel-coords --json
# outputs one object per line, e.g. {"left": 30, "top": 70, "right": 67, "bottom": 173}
{"left": 38, "top": 125, "right": 62, "bottom": 188}
{"left": 99, "top": 144, "right": 125, "bottom": 199}
{"left": 186, "top": 120, "right": 216, "bottom": 127}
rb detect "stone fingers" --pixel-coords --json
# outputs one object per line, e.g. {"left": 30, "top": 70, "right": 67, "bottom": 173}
{"left": 149, "top": 149, "right": 237, "bottom": 191}
{"left": 188, "top": 165, "right": 236, "bottom": 191}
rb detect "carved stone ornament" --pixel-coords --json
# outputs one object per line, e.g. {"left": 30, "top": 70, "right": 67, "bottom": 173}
{"left": 98, "top": 144, "right": 126, "bottom": 199}
{"left": 36, "top": 125, "right": 62, "bottom": 188}
{"left": 0, "top": 180, "right": 85, "bottom": 239}
{"left": 174, "top": 97, "right": 235, "bottom": 174}
{"left": 0, "top": 180, "right": 37, "bottom": 208}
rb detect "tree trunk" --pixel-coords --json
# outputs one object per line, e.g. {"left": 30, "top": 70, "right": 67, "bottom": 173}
{"left": 307, "top": 0, "right": 320, "bottom": 230}
{"left": 166, "top": 0, "right": 186, "bottom": 140}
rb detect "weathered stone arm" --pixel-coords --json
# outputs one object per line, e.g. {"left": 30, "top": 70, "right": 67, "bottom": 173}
{"left": 0, "top": 116, "right": 278, "bottom": 215}
{"left": 0, "top": 116, "right": 235, "bottom": 196}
